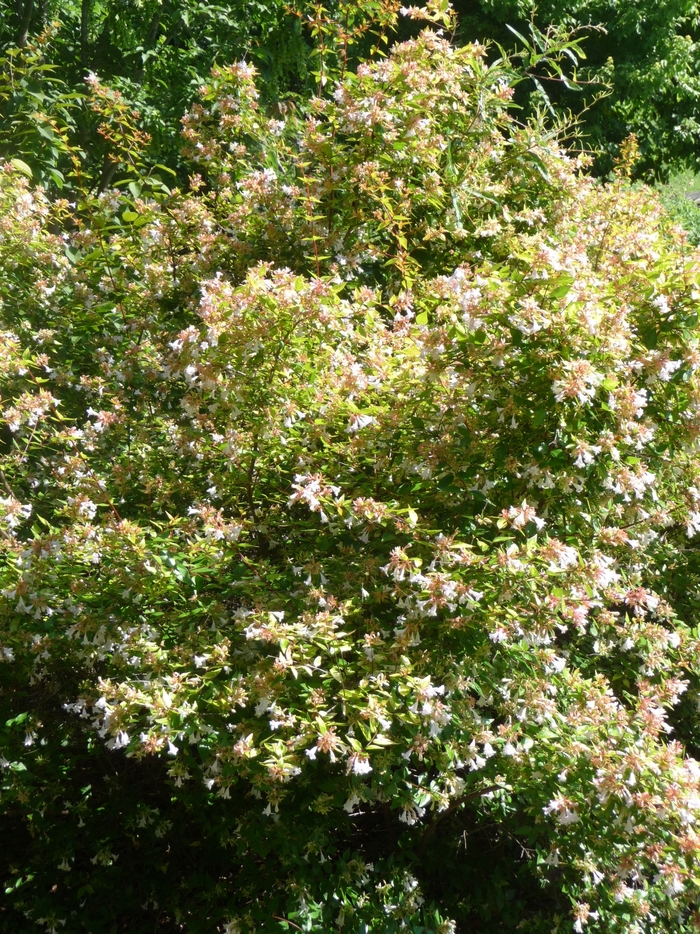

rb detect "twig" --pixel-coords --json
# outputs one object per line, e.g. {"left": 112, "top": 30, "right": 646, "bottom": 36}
{"left": 272, "top": 916, "right": 303, "bottom": 932}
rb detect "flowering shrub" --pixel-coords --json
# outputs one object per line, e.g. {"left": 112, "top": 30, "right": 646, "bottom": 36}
{"left": 4, "top": 9, "right": 700, "bottom": 934}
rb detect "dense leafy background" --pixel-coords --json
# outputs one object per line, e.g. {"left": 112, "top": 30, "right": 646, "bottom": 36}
{"left": 453, "top": 0, "right": 700, "bottom": 178}
{"left": 0, "top": 0, "right": 309, "bottom": 184}
{"left": 4, "top": 0, "right": 700, "bottom": 180}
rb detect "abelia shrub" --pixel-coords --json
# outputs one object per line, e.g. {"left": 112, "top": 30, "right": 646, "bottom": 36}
{"left": 3, "top": 14, "right": 700, "bottom": 934}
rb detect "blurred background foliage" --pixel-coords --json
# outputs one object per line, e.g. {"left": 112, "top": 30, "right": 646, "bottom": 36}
{"left": 0, "top": 0, "right": 311, "bottom": 185}
{"left": 3, "top": 0, "right": 700, "bottom": 188}
{"left": 453, "top": 0, "right": 700, "bottom": 179}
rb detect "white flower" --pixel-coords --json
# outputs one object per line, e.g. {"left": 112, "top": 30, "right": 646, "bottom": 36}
{"left": 552, "top": 359, "right": 603, "bottom": 405}
{"left": 559, "top": 809, "right": 580, "bottom": 826}
{"left": 398, "top": 803, "right": 426, "bottom": 825}
{"left": 69, "top": 496, "right": 97, "bottom": 520}
{"left": 661, "top": 358, "right": 682, "bottom": 380}
{"left": 573, "top": 444, "right": 601, "bottom": 469}
{"left": 489, "top": 627, "right": 509, "bottom": 644}
{"left": 0, "top": 496, "right": 32, "bottom": 529}
{"left": 591, "top": 554, "right": 619, "bottom": 587}
{"left": 652, "top": 293, "right": 670, "bottom": 315}
{"left": 506, "top": 502, "right": 545, "bottom": 530}
{"left": 346, "top": 413, "right": 375, "bottom": 433}
{"left": 466, "top": 740, "right": 486, "bottom": 770}
{"left": 661, "top": 873, "right": 685, "bottom": 896}
{"left": 543, "top": 795, "right": 580, "bottom": 825}
{"left": 347, "top": 753, "right": 372, "bottom": 775}
{"left": 106, "top": 730, "right": 130, "bottom": 751}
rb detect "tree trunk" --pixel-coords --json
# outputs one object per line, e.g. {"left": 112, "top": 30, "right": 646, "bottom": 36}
{"left": 17, "top": 0, "right": 34, "bottom": 48}
{"left": 97, "top": 154, "right": 118, "bottom": 193}
{"left": 81, "top": 0, "right": 91, "bottom": 70}
{"left": 133, "top": 8, "right": 163, "bottom": 84}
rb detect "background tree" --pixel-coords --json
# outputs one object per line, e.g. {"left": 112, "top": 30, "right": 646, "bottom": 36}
{"left": 453, "top": 0, "right": 700, "bottom": 178}
{"left": 0, "top": 0, "right": 310, "bottom": 183}
{"left": 4, "top": 0, "right": 700, "bottom": 183}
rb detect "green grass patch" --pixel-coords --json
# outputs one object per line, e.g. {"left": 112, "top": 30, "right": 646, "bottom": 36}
{"left": 656, "top": 169, "right": 700, "bottom": 245}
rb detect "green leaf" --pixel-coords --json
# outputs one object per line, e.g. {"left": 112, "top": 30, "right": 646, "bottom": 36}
{"left": 10, "top": 158, "right": 32, "bottom": 177}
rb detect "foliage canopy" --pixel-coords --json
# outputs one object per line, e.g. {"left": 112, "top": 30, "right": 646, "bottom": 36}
{"left": 453, "top": 0, "right": 700, "bottom": 178}
{"left": 0, "top": 0, "right": 308, "bottom": 184}
{"left": 4, "top": 0, "right": 700, "bottom": 181}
